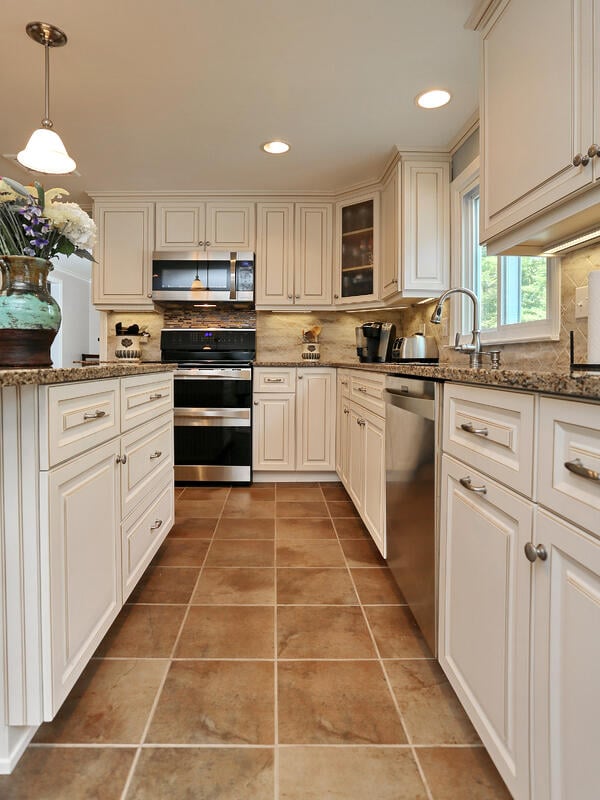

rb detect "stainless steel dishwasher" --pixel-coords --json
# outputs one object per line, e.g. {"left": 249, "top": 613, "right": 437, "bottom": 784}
{"left": 385, "top": 375, "right": 441, "bottom": 656}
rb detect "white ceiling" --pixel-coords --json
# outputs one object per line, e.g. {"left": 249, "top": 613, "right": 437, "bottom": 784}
{"left": 1, "top": 1, "right": 479, "bottom": 205}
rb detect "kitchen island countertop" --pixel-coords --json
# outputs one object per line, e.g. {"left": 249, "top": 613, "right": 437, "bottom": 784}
{"left": 254, "top": 360, "right": 600, "bottom": 401}
{"left": 0, "top": 362, "right": 175, "bottom": 388}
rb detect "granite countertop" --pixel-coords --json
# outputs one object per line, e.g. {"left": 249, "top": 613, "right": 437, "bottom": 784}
{"left": 254, "top": 360, "right": 600, "bottom": 401}
{"left": 0, "top": 362, "right": 175, "bottom": 388}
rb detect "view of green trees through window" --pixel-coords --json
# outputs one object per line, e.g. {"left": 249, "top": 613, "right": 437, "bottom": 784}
{"left": 477, "top": 248, "right": 548, "bottom": 331}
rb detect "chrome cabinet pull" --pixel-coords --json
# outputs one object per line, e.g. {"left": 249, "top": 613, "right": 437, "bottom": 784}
{"left": 459, "top": 476, "right": 487, "bottom": 494}
{"left": 573, "top": 152, "right": 590, "bottom": 167}
{"left": 83, "top": 410, "right": 107, "bottom": 420}
{"left": 149, "top": 393, "right": 163, "bottom": 400}
{"left": 150, "top": 450, "right": 162, "bottom": 460}
{"left": 524, "top": 542, "right": 548, "bottom": 563}
{"left": 265, "top": 377, "right": 283, "bottom": 383}
{"left": 564, "top": 458, "right": 600, "bottom": 482}
{"left": 150, "top": 519, "right": 163, "bottom": 531}
{"left": 461, "top": 422, "right": 489, "bottom": 437}
{"left": 116, "top": 454, "right": 127, "bottom": 464}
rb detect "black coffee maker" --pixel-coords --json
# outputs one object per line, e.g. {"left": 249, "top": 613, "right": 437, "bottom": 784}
{"left": 355, "top": 322, "right": 396, "bottom": 362}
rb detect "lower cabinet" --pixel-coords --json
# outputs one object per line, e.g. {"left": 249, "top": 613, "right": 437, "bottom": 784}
{"left": 252, "top": 392, "right": 296, "bottom": 470}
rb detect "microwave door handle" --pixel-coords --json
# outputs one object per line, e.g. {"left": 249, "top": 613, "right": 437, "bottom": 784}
{"left": 229, "top": 252, "right": 237, "bottom": 300}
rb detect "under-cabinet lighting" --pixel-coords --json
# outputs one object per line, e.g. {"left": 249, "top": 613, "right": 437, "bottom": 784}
{"left": 540, "top": 227, "right": 600, "bottom": 256}
{"left": 414, "top": 297, "right": 437, "bottom": 305}
{"left": 344, "top": 306, "right": 408, "bottom": 313}
{"left": 193, "top": 304, "right": 217, "bottom": 308}
{"left": 416, "top": 89, "right": 451, "bottom": 109}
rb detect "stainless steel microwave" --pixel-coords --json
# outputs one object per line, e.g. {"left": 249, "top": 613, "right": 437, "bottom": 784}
{"left": 151, "top": 251, "right": 254, "bottom": 304}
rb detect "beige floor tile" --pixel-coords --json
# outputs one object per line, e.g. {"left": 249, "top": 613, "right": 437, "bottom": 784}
{"left": 278, "top": 661, "right": 406, "bottom": 744}
{"left": 276, "top": 540, "right": 346, "bottom": 567}
{"left": 277, "top": 606, "right": 375, "bottom": 658}
{"left": 333, "top": 517, "right": 371, "bottom": 539}
{"left": 175, "top": 606, "right": 275, "bottom": 658}
{"left": 276, "top": 500, "right": 329, "bottom": 517}
{"left": 0, "top": 747, "right": 135, "bottom": 800}
{"left": 277, "top": 568, "right": 358, "bottom": 605}
{"left": 327, "top": 500, "right": 360, "bottom": 518}
{"left": 278, "top": 481, "right": 321, "bottom": 488}
{"left": 34, "top": 659, "right": 167, "bottom": 744}
{"left": 151, "top": 538, "right": 210, "bottom": 567}
{"left": 175, "top": 499, "right": 226, "bottom": 518}
{"left": 320, "top": 484, "right": 351, "bottom": 501}
{"left": 222, "top": 499, "right": 276, "bottom": 518}
{"left": 95, "top": 604, "right": 186, "bottom": 658}
{"left": 127, "top": 747, "right": 274, "bottom": 800}
{"left": 276, "top": 486, "right": 325, "bottom": 502}
{"left": 417, "top": 747, "right": 512, "bottom": 799}
{"left": 215, "top": 517, "right": 275, "bottom": 539}
{"left": 146, "top": 660, "right": 274, "bottom": 744}
{"left": 276, "top": 518, "right": 336, "bottom": 540}
{"left": 206, "top": 540, "right": 275, "bottom": 567}
{"left": 385, "top": 660, "right": 480, "bottom": 744}
{"left": 341, "top": 538, "right": 387, "bottom": 567}
{"left": 364, "top": 606, "right": 432, "bottom": 658}
{"left": 179, "top": 486, "right": 230, "bottom": 501}
{"left": 168, "top": 517, "right": 218, "bottom": 539}
{"left": 128, "top": 566, "right": 200, "bottom": 604}
{"left": 351, "top": 568, "right": 406, "bottom": 604}
{"left": 192, "top": 567, "right": 275, "bottom": 604}
{"left": 279, "top": 747, "right": 427, "bottom": 800}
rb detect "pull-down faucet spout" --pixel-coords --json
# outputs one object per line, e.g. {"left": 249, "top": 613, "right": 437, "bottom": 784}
{"left": 430, "top": 287, "right": 486, "bottom": 368}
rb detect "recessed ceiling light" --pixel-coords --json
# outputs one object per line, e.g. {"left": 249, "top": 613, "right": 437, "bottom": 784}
{"left": 416, "top": 89, "right": 451, "bottom": 109}
{"left": 262, "top": 140, "right": 290, "bottom": 155}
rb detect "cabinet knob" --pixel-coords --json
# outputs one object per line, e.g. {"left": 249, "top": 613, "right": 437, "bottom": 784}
{"left": 573, "top": 152, "right": 590, "bottom": 167}
{"left": 295, "top": 294, "right": 300, "bottom": 300}
{"left": 524, "top": 542, "right": 547, "bottom": 563}
{"left": 588, "top": 144, "right": 600, "bottom": 158}
{"left": 205, "top": 241, "right": 211, "bottom": 247}
{"left": 147, "top": 293, "right": 152, "bottom": 298}
{"left": 198, "top": 240, "right": 205, "bottom": 246}
{"left": 253, "top": 400, "right": 259, "bottom": 405}
{"left": 334, "top": 294, "right": 339, "bottom": 299}
{"left": 116, "top": 454, "right": 127, "bottom": 464}
{"left": 357, "top": 418, "right": 366, "bottom": 426}
{"left": 288, "top": 294, "right": 293, "bottom": 300}
{"left": 298, "top": 375, "right": 303, "bottom": 379}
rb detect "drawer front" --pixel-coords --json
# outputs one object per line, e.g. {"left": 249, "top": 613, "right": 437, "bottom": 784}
{"left": 443, "top": 384, "right": 535, "bottom": 496}
{"left": 538, "top": 397, "right": 600, "bottom": 536}
{"left": 121, "top": 372, "right": 173, "bottom": 432}
{"left": 254, "top": 367, "right": 296, "bottom": 392}
{"left": 121, "top": 412, "right": 174, "bottom": 519}
{"left": 42, "top": 380, "right": 120, "bottom": 468}
{"left": 350, "top": 371, "right": 386, "bottom": 416}
{"left": 338, "top": 369, "right": 351, "bottom": 399}
{"left": 122, "top": 479, "right": 173, "bottom": 600}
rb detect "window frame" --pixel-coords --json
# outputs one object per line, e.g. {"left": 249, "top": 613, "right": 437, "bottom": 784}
{"left": 450, "top": 157, "right": 560, "bottom": 346}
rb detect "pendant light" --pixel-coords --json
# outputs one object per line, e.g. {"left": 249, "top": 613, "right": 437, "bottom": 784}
{"left": 17, "top": 22, "right": 76, "bottom": 175}
{"left": 191, "top": 268, "right": 205, "bottom": 290}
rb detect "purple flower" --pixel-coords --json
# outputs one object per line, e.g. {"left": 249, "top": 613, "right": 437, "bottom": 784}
{"left": 31, "top": 237, "right": 49, "bottom": 247}
{"left": 24, "top": 225, "right": 37, "bottom": 236}
{"left": 23, "top": 247, "right": 36, "bottom": 256}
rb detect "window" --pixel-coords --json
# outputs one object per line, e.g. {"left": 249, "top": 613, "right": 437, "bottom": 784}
{"left": 452, "top": 158, "right": 560, "bottom": 345}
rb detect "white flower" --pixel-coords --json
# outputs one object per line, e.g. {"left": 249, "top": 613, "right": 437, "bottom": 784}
{"left": 44, "top": 201, "right": 97, "bottom": 250}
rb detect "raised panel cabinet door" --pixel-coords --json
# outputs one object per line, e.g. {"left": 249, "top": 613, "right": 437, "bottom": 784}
{"left": 335, "top": 374, "right": 351, "bottom": 485}
{"left": 480, "top": 0, "right": 594, "bottom": 242}
{"left": 362, "top": 410, "right": 386, "bottom": 557}
{"left": 43, "top": 439, "right": 120, "bottom": 718}
{"left": 93, "top": 203, "right": 154, "bottom": 308}
{"left": 296, "top": 369, "right": 336, "bottom": 471}
{"left": 402, "top": 158, "right": 450, "bottom": 295}
{"left": 295, "top": 203, "right": 332, "bottom": 305}
{"left": 532, "top": 509, "right": 600, "bottom": 800}
{"left": 205, "top": 203, "right": 255, "bottom": 249}
{"left": 155, "top": 203, "right": 205, "bottom": 249}
{"left": 252, "top": 393, "right": 296, "bottom": 470}
{"left": 347, "top": 405, "right": 365, "bottom": 512}
{"left": 439, "top": 454, "right": 532, "bottom": 800}
{"left": 256, "top": 203, "right": 295, "bottom": 305}
{"left": 380, "top": 169, "right": 399, "bottom": 299}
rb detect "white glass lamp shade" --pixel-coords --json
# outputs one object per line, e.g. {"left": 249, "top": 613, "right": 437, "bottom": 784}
{"left": 17, "top": 127, "right": 76, "bottom": 174}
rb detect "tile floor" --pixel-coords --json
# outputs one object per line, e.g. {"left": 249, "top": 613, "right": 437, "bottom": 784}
{"left": 0, "top": 483, "right": 512, "bottom": 799}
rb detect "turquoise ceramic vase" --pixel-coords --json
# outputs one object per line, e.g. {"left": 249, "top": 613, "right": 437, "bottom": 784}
{"left": 0, "top": 256, "right": 62, "bottom": 368}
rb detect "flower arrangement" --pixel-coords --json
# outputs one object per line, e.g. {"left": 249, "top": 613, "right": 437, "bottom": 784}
{"left": 0, "top": 176, "right": 96, "bottom": 261}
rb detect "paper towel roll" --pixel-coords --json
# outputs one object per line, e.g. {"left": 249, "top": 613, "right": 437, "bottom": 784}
{"left": 588, "top": 269, "right": 600, "bottom": 364}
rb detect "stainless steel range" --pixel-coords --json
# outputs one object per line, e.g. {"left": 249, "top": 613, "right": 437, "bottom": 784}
{"left": 161, "top": 328, "right": 256, "bottom": 483}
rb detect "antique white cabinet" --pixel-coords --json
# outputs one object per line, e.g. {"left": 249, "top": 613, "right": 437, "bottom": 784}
{"left": 334, "top": 193, "right": 379, "bottom": 305}
{"left": 155, "top": 201, "right": 255, "bottom": 250}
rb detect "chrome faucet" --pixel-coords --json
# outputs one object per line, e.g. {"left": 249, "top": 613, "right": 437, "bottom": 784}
{"left": 430, "top": 288, "right": 500, "bottom": 369}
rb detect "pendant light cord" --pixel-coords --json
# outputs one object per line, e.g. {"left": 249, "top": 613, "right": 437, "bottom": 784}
{"left": 42, "top": 36, "right": 52, "bottom": 128}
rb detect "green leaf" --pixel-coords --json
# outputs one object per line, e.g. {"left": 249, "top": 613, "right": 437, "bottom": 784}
{"left": 34, "top": 181, "right": 45, "bottom": 209}
{"left": 74, "top": 248, "right": 97, "bottom": 263}
{"left": 2, "top": 176, "right": 30, "bottom": 198}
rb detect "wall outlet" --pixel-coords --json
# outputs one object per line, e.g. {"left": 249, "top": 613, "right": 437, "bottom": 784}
{"left": 575, "top": 286, "right": 589, "bottom": 319}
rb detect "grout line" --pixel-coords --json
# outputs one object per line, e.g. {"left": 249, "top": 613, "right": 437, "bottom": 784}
{"left": 273, "top": 486, "right": 280, "bottom": 800}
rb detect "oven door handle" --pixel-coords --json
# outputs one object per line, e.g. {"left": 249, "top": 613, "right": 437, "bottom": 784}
{"left": 174, "top": 369, "right": 252, "bottom": 381}
{"left": 174, "top": 407, "right": 251, "bottom": 427}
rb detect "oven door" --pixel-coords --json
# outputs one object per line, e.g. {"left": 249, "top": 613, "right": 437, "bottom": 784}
{"left": 173, "top": 368, "right": 252, "bottom": 483}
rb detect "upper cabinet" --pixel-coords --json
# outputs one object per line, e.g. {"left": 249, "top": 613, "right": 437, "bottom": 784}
{"left": 334, "top": 193, "right": 378, "bottom": 305}
{"left": 255, "top": 201, "right": 332, "bottom": 307}
{"left": 155, "top": 201, "right": 255, "bottom": 250}
{"left": 474, "top": 0, "right": 600, "bottom": 252}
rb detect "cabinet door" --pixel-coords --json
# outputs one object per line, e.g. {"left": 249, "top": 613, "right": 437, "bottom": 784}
{"left": 256, "top": 203, "right": 295, "bottom": 305}
{"left": 253, "top": 393, "right": 296, "bottom": 470}
{"left": 347, "top": 406, "right": 365, "bottom": 511}
{"left": 380, "top": 170, "right": 399, "bottom": 299}
{"left": 296, "top": 368, "right": 336, "bottom": 471}
{"left": 206, "top": 202, "right": 255, "bottom": 249}
{"left": 336, "top": 374, "right": 351, "bottom": 484}
{"left": 155, "top": 203, "right": 205, "bottom": 249}
{"left": 335, "top": 194, "right": 379, "bottom": 304}
{"left": 93, "top": 203, "right": 154, "bottom": 309}
{"left": 362, "top": 409, "right": 386, "bottom": 557}
{"left": 532, "top": 509, "right": 600, "bottom": 800}
{"left": 294, "top": 203, "right": 332, "bottom": 305}
{"left": 480, "top": 0, "right": 593, "bottom": 242}
{"left": 439, "top": 455, "right": 532, "bottom": 799}
{"left": 43, "top": 440, "right": 120, "bottom": 717}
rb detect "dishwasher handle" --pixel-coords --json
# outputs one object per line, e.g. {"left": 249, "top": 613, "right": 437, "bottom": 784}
{"left": 385, "top": 390, "right": 435, "bottom": 421}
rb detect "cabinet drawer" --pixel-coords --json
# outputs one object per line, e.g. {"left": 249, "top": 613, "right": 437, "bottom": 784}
{"left": 122, "top": 480, "right": 173, "bottom": 601}
{"left": 254, "top": 367, "right": 296, "bottom": 392}
{"left": 338, "top": 369, "right": 352, "bottom": 399}
{"left": 443, "top": 384, "right": 535, "bottom": 496}
{"left": 121, "top": 412, "right": 173, "bottom": 519}
{"left": 349, "top": 371, "right": 386, "bottom": 416}
{"left": 40, "top": 379, "right": 120, "bottom": 468}
{"left": 120, "top": 372, "right": 173, "bottom": 431}
{"left": 538, "top": 397, "right": 600, "bottom": 536}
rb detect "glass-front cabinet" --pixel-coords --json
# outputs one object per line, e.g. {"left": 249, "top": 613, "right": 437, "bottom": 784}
{"left": 335, "top": 193, "right": 379, "bottom": 304}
